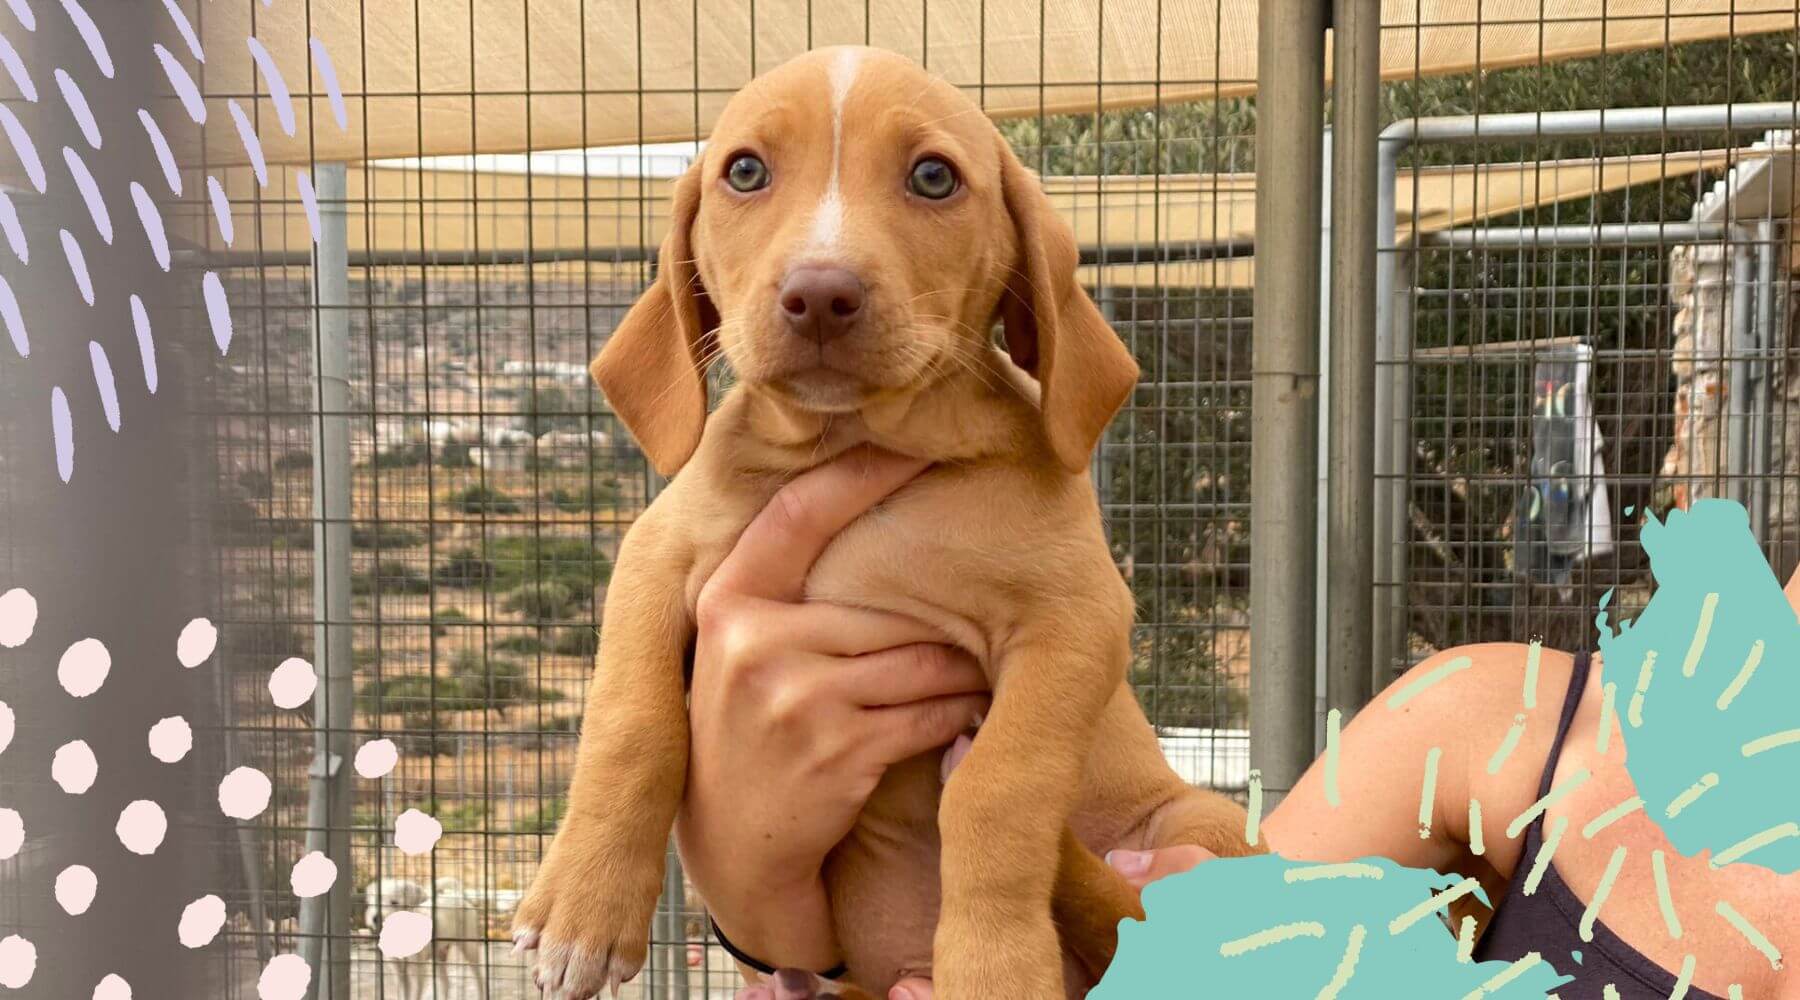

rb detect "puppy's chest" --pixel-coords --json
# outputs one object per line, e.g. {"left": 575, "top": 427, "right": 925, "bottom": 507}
{"left": 677, "top": 471, "right": 1034, "bottom": 662}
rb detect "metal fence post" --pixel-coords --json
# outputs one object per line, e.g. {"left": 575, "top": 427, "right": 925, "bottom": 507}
{"left": 299, "top": 162, "right": 355, "bottom": 1000}
{"left": 1729, "top": 229, "right": 1756, "bottom": 508}
{"left": 1251, "top": 0, "right": 1328, "bottom": 805}
{"left": 1753, "top": 217, "right": 1779, "bottom": 541}
{"left": 1327, "top": 0, "right": 1381, "bottom": 719}
{"left": 1314, "top": 124, "right": 1333, "bottom": 750}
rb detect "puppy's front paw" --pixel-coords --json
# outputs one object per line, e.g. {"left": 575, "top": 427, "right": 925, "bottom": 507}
{"left": 513, "top": 838, "right": 661, "bottom": 998}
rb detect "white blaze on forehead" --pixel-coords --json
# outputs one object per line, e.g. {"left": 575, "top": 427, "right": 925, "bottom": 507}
{"left": 806, "top": 49, "right": 864, "bottom": 255}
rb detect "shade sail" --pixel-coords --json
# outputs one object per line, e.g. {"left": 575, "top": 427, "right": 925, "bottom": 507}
{"left": 184, "top": 0, "right": 1798, "bottom": 166}
{"left": 182, "top": 149, "right": 1738, "bottom": 286}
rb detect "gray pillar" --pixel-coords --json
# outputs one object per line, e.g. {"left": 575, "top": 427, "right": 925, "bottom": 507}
{"left": 299, "top": 163, "right": 355, "bottom": 1000}
{"left": 1326, "top": 0, "right": 1381, "bottom": 717}
{"left": 1250, "top": 0, "right": 1327, "bottom": 803}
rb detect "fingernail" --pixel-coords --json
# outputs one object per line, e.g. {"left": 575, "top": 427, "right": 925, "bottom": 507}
{"left": 890, "top": 988, "right": 917, "bottom": 1000}
{"left": 739, "top": 989, "right": 773, "bottom": 1000}
{"left": 1106, "top": 849, "right": 1151, "bottom": 876}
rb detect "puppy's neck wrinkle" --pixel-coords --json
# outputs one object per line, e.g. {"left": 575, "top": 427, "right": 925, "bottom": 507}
{"left": 727, "top": 353, "right": 1038, "bottom": 472}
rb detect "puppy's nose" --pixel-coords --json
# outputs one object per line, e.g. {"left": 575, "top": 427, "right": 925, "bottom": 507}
{"left": 779, "top": 266, "right": 865, "bottom": 344}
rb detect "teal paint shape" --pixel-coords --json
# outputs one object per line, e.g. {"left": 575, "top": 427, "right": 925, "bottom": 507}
{"left": 1596, "top": 499, "right": 1800, "bottom": 874}
{"left": 1092, "top": 855, "right": 1570, "bottom": 997}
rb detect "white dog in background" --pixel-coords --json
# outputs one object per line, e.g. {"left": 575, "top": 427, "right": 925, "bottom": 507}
{"left": 363, "top": 877, "right": 489, "bottom": 1000}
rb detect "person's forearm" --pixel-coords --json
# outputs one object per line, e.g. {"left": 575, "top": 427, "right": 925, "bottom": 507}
{"left": 707, "top": 871, "right": 842, "bottom": 975}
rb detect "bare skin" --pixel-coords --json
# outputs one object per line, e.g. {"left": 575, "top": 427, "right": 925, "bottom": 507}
{"left": 705, "top": 487, "right": 1800, "bottom": 999}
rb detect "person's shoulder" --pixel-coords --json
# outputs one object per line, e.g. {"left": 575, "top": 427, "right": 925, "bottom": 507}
{"left": 1382, "top": 641, "right": 1578, "bottom": 720}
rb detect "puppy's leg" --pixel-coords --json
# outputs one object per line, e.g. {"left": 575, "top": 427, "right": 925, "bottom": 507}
{"left": 1144, "top": 784, "right": 1261, "bottom": 859}
{"left": 435, "top": 947, "right": 451, "bottom": 1000}
{"left": 1050, "top": 827, "right": 1143, "bottom": 988}
{"left": 513, "top": 533, "right": 693, "bottom": 998}
{"left": 933, "top": 619, "right": 1129, "bottom": 999}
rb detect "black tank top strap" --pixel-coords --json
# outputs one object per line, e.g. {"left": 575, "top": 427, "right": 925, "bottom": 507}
{"left": 1534, "top": 647, "right": 1592, "bottom": 801}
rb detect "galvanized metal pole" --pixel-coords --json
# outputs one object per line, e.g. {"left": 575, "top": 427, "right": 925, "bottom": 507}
{"left": 1753, "top": 218, "right": 1778, "bottom": 541}
{"left": 1372, "top": 137, "right": 1401, "bottom": 694}
{"left": 1729, "top": 230, "right": 1755, "bottom": 507}
{"left": 299, "top": 162, "right": 355, "bottom": 1000}
{"left": 1251, "top": 0, "right": 1327, "bottom": 804}
{"left": 1314, "top": 125, "right": 1333, "bottom": 749}
{"left": 1326, "top": 0, "right": 1380, "bottom": 719}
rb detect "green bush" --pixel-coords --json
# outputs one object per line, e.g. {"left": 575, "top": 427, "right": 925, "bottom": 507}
{"left": 351, "top": 560, "right": 431, "bottom": 595}
{"left": 351, "top": 524, "right": 426, "bottom": 550}
{"left": 488, "top": 535, "right": 610, "bottom": 594}
{"left": 494, "top": 633, "right": 544, "bottom": 654}
{"left": 437, "top": 443, "right": 475, "bottom": 469}
{"left": 433, "top": 549, "right": 495, "bottom": 587}
{"left": 372, "top": 443, "right": 430, "bottom": 469}
{"left": 503, "top": 580, "right": 579, "bottom": 622}
{"left": 449, "top": 484, "right": 521, "bottom": 515}
{"left": 550, "top": 627, "right": 599, "bottom": 657}
{"left": 431, "top": 608, "right": 470, "bottom": 636}
{"left": 451, "top": 650, "right": 529, "bottom": 705}
{"left": 513, "top": 796, "right": 569, "bottom": 834}
{"left": 549, "top": 482, "right": 621, "bottom": 513}
{"left": 358, "top": 654, "right": 561, "bottom": 718}
{"left": 358, "top": 675, "right": 485, "bottom": 712}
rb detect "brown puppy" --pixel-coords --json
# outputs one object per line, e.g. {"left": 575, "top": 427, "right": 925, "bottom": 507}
{"left": 514, "top": 46, "right": 1256, "bottom": 1000}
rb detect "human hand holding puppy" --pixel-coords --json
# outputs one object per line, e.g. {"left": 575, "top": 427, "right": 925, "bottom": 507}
{"left": 694, "top": 451, "right": 1208, "bottom": 1000}
{"left": 680, "top": 449, "right": 993, "bottom": 979}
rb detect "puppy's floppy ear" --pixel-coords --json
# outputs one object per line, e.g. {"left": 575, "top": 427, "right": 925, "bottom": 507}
{"left": 997, "top": 141, "right": 1140, "bottom": 474}
{"left": 591, "top": 158, "right": 716, "bottom": 476}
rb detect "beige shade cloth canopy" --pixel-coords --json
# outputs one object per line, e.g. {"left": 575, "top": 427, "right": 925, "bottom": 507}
{"left": 182, "top": 148, "right": 1736, "bottom": 291}
{"left": 187, "top": 0, "right": 1799, "bottom": 166}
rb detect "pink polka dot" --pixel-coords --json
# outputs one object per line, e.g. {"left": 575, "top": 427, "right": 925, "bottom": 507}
{"left": 147, "top": 716, "right": 192, "bottom": 763}
{"left": 0, "top": 807, "right": 22, "bottom": 860}
{"left": 378, "top": 911, "right": 432, "bottom": 958}
{"left": 0, "top": 700, "right": 13, "bottom": 755}
{"left": 56, "top": 864, "right": 97, "bottom": 915}
{"left": 257, "top": 954, "right": 310, "bottom": 1000}
{"left": 92, "top": 972, "right": 131, "bottom": 1000}
{"left": 267, "top": 658, "right": 316, "bottom": 710}
{"left": 176, "top": 617, "right": 217, "bottom": 668}
{"left": 0, "top": 934, "right": 36, "bottom": 988}
{"left": 353, "top": 738, "right": 398, "bottom": 779}
{"left": 393, "top": 809, "right": 442, "bottom": 855}
{"left": 0, "top": 587, "right": 36, "bottom": 648}
{"left": 289, "top": 852, "right": 337, "bottom": 898}
{"left": 52, "top": 739, "right": 98, "bottom": 794}
{"left": 218, "top": 766, "right": 272, "bottom": 820}
{"left": 115, "top": 800, "right": 167, "bottom": 855}
{"left": 179, "top": 895, "right": 225, "bottom": 948}
{"left": 58, "top": 638, "right": 111, "bottom": 697}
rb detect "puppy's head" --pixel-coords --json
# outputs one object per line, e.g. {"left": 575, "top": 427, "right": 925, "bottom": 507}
{"left": 593, "top": 46, "right": 1138, "bottom": 475}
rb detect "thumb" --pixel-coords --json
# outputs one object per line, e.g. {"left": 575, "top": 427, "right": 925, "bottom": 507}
{"left": 888, "top": 978, "right": 934, "bottom": 1000}
{"left": 1103, "top": 844, "right": 1217, "bottom": 892}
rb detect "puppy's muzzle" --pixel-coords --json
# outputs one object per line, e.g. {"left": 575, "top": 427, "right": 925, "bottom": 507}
{"left": 779, "top": 265, "right": 865, "bottom": 345}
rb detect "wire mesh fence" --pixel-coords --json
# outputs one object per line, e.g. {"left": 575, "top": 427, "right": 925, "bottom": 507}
{"left": 168, "top": 3, "right": 1800, "bottom": 997}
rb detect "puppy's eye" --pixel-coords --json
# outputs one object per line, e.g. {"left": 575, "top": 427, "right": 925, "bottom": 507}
{"left": 725, "top": 155, "right": 770, "bottom": 193}
{"left": 908, "top": 157, "right": 958, "bottom": 199}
